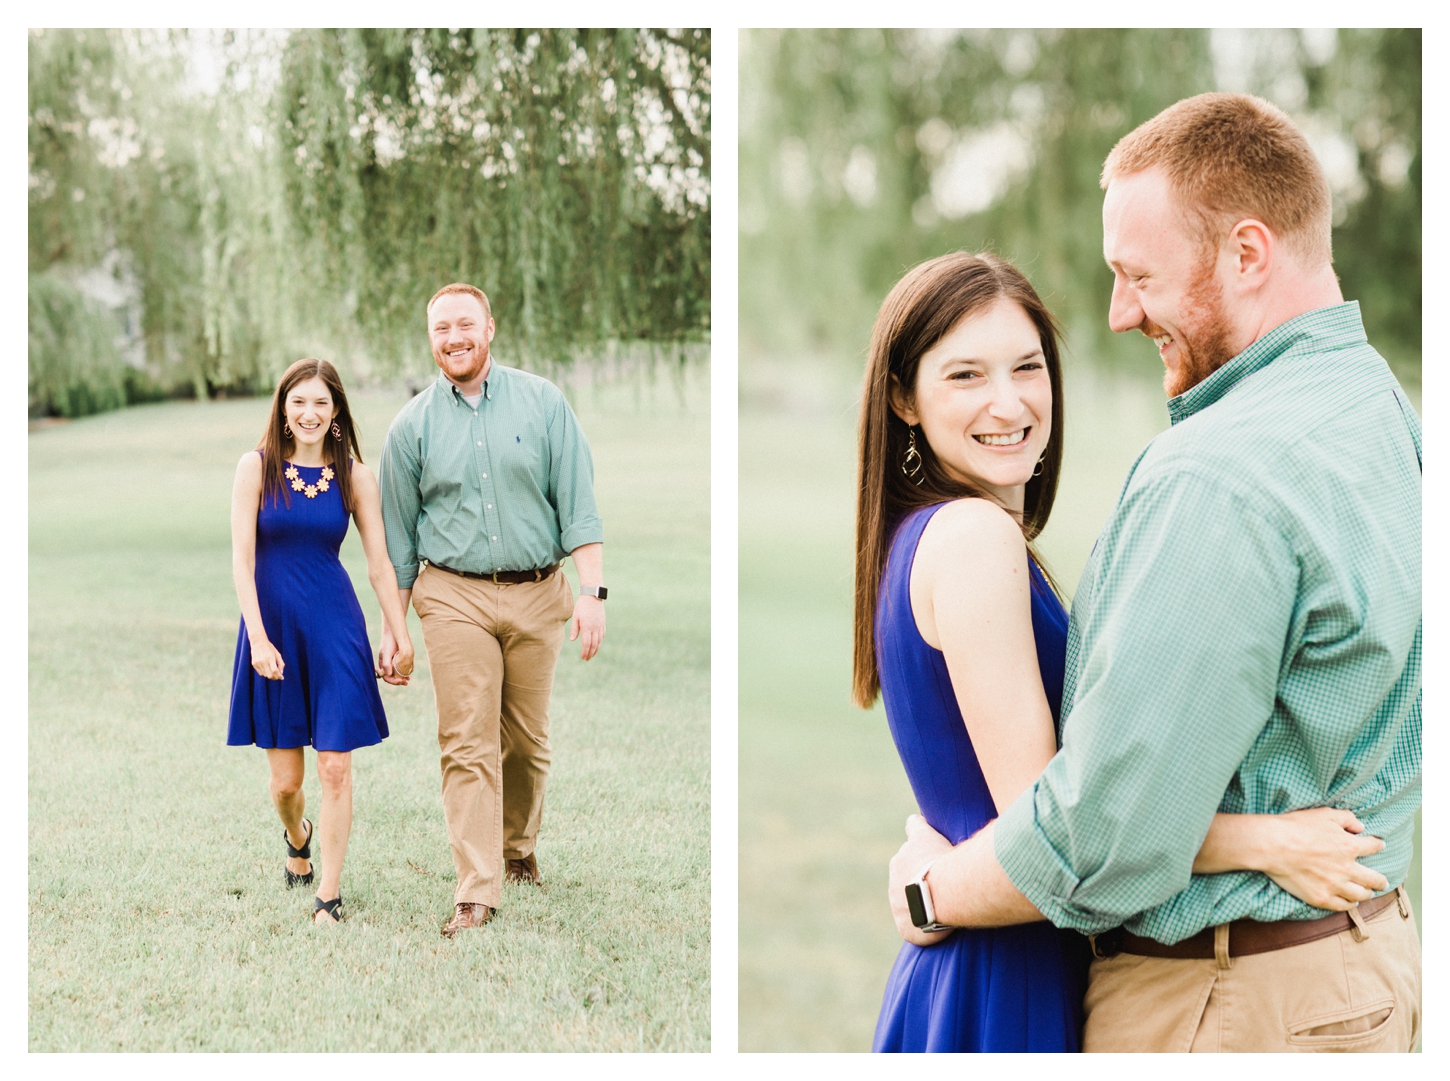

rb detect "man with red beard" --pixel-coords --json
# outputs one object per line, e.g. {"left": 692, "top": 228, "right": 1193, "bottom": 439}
{"left": 887, "top": 93, "right": 1421, "bottom": 1051}
{"left": 378, "top": 283, "right": 606, "bottom": 938}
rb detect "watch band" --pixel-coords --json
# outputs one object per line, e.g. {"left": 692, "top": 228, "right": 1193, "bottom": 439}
{"left": 908, "top": 859, "right": 952, "bottom": 933}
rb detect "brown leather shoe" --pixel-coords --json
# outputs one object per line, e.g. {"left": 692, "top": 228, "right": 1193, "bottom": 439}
{"left": 440, "top": 902, "right": 494, "bottom": 938}
{"left": 506, "top": 853, "right": 542, "bottom": 885}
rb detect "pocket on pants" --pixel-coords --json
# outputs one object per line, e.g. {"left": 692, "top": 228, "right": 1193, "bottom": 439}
{"left": 411, "top": 568, "right": 431, "bottom": 617}
{"left": 555, "top": 571, "right": 575, "bottom": 621}
{"left": 1287, "top": 999, "right": 1397, "bottom": 1049}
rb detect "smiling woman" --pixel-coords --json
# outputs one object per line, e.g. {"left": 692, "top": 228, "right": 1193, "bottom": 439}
{"left": 887, "top": 300, "right": 1053, "bottom": 514}
{"left": 228, "top": 357, "right": 416, "bottom": 926}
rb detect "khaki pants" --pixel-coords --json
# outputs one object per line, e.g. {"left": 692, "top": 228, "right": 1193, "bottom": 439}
{"left": 1083, "top": 887, "right": 1421, "bottom": 1052}
{"left": 411, "top": 564, "right": 574, "bottom": 907}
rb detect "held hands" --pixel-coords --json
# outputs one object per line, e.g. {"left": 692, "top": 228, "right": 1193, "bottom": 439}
{"left": 377, "top": 624, "right": 414, "bottom": 686}
{"left": 888, "top": 814, "right": 956, "bottom": 947}
{"left": 250, "top": 637, "right": 285, "bottom": 681}
{"left": 570, "top": 594, "right": 605, "bottom": 660}
{"left": 1261, "top": 807, "right": 1389, "bottom": 911}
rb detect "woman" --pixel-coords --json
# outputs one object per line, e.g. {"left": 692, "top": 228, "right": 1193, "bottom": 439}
{"left": 853, "top": 253, "right": 1389, "bottom": 1052}
{"left": 228, "top": 358, "right": 415, "bottom": 924}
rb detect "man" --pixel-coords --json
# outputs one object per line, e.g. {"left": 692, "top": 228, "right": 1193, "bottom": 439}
{"left": 888, "top": 93, "right": 1421, "bottom": 1051}
{"left": 378, "top": 282, "right": 606, "bottom": 938}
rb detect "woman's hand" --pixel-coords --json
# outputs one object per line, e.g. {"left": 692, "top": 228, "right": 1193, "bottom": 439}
{"left": 1259, "top": 808, "right": 1389, "bottom": 911}
{"left": 250, "top": 637, "right": 285, "bottom": 681}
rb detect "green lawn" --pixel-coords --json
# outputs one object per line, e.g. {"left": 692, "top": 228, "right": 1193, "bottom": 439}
{"left": 739, "top": 357, "right": 1422, "bottom": 1052}
{"left": 29, "top": 365, "right": 710, "bottom": 1052}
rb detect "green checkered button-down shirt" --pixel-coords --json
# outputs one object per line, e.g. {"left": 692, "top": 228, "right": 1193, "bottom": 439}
{"left": 379, "top": 366, "right": 603, "bottom": 589}
{"left": 995, "top": 302, "right": 1421, "bottom": 944}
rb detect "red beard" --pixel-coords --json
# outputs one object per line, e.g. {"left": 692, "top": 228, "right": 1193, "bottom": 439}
{"left": 1159, "top": 261, "right": 1236, "bottom": 399}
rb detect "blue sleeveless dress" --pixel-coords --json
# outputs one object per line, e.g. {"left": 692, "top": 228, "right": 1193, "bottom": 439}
{"left": 872, "top": 502, "right": 1089, "bottom": 1053}
{"left": 227, "top": 455, "right": 389, "bottom": 752}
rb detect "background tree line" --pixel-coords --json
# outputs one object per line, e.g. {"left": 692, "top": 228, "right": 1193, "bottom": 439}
{"left": 29, "top": 28, "right": 711, "bottom": 418}
{"left": 740, "top": 28, "right": 1419, "bottom": 377}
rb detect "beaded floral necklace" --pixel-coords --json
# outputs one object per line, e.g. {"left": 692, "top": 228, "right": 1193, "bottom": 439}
{"left": 284, "top": 463, "right": 335, "bottom": 499}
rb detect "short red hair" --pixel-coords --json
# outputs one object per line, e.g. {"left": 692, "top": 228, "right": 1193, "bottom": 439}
{"left": 427, "top": 282, "right": 492, "bottom": 321}
{"left": 1102, "top": 92, "right": 1332, "bottom": 268}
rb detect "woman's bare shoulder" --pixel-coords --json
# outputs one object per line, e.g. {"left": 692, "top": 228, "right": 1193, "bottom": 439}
{"left": 920, "top": 497, "right": 1024, "bottom": 551}
{"left": 349, "top": 459, "right": 378, "bottom": 487}
{"left": 235, "top": 448, "right": 264, "bottom": 477}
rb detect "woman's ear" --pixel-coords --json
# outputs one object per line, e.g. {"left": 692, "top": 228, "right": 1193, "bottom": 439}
{"left": 887, "top": 374, "right": 920, "bottom": 427}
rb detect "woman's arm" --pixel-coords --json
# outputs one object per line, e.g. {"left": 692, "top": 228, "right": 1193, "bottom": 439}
{"left": 231, "top": 452, "right": 284, "bottom": 680}
{"left": 350, "top": 463, "right": 415, "bottom": 683}
{"left": 914, "top": 499, "right": 1058, "bottom": 814}
{"left": 1193, "top": 808, "right": 1389, "bottom": 911}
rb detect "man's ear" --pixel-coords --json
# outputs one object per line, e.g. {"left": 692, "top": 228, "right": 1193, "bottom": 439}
{"left": 1227, "top": 218, "right": 1275, "bottom": 288}
{"left": 888, "top": 374, "right": 920, "bottom": 427}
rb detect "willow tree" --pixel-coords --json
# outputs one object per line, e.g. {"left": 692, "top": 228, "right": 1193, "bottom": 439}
{"left": 29, "top": 29, "right": 303, "bottom": 412}
{"left": 741, "top": 28, "right": 1419, "bottom": 374}
{"left": 29, "top": 27, "right": 711, "bottom": 417}
{"left": 276, "top": 28, "right": 711, "bottom": 378}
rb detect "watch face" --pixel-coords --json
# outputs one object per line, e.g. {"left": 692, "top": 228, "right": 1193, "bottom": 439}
{"left": 596, "top": 586, "right": 608, "bottom": 600}
{"left": 905, "top": 882, "right": 930, "bottom": 929}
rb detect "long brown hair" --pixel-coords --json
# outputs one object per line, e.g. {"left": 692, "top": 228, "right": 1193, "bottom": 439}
{"left": 257, "top": 358, "right": 364, "bottom": 513}
{"left": 852, "top": 252, "right": 1066, "bottom": 709}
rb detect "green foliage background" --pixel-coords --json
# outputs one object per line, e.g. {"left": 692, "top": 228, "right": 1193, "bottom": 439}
{"left": 740, "top": 28, "right": 1420, "bottom": 375}
{"left": 29, "top": 28, "right": 711, "bottom": 417}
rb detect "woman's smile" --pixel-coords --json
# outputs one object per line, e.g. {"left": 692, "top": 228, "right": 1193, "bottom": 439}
{"left": 973, "top": 427, "right": 1030, "bottom": 448}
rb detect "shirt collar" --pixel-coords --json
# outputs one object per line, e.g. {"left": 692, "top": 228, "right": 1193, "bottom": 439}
{"left": 1167, "top": 301, "right": 1369, "bottom": 425}
{"left": 438, "top": 365, "right": 494, "bottom": 403}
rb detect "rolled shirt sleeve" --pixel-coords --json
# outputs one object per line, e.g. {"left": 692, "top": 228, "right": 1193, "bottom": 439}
{"left": 995, "top": 465, "right": 1297, "bottom": 938}
{"left": 547, "top": 395, "right": 604, "bottom": 553}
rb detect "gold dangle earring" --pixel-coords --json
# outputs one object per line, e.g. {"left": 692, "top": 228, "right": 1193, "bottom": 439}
{"left": 1032, "top": 454, "right": 1045, "bottom": 478}
{"left": 902, "top": 427, "right": 926, "bottom": 486}
{"left": 283, "top": 422, "right": 293, "bottom": 438}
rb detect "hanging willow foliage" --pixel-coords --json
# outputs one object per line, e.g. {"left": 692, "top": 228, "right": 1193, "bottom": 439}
{"left": 278, "top": 28, "right": 711, "bottom": 375}
{"left": 28, "top": 28, "right": 711, "bottom": 417}
{"left": 741, "top": 29, "right": 1418, "bottom": 374}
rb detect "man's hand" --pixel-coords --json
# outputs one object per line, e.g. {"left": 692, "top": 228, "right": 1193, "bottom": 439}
{"left": 570, "top": 594, "right": 605, "bottom": 660}
{"left": 377, "top": 624, "right": 410, "bottom": 686}
{"left": 888, "top": 815, "right": 955, "bottom": 947}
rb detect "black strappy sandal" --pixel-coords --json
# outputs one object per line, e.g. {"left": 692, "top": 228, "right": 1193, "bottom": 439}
{"left": 313, "top": 893, "right": 344, "bottom": 923}
{"left": 284, "top": 819, "right": 314, "bottom": 888}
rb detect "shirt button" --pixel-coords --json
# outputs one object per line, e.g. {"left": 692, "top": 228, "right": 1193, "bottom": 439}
{"left": 487, "top": 504, "right": 493, "bottom": 509}
{"left": 481, "top": 473, "right": 487, "bottom": 478}
{"left": 477, "top": 441, "right": 482, "bottom": 446}
{"left": 492, "top": 536, "right": 498, "bottom": 541}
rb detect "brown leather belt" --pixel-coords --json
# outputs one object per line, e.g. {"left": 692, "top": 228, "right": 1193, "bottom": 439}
{"left": 1093, "top": 888, "right": 1403, "bottom": 960}
{"left": 426, "top": 560, "right": 561, "bottom": 585}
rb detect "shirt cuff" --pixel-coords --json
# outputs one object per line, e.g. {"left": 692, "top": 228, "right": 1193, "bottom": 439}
{"left": 994, "top": 785, "right": 1116, "bottom": 934}
{"left": 394, "top": 563, "right": 419, "bottom": 589}
{"left": 560, "top": 519, "right": 604, "bottom": 553}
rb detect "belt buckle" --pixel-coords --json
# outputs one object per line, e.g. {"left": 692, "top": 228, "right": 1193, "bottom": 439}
{"left": 491, "top": 570, "right": 500, "bottom": 584}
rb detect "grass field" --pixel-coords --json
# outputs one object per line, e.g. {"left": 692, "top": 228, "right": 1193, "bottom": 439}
{"left": 739, "top": 356, "right": 1422, "bottom": 1052}
{"left": 29, "top": 364, "right": 709, "bottom": 1052}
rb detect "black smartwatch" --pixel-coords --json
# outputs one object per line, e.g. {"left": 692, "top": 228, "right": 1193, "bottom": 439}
{"left": 579, "top": 585, "right": 608, "bottom": 600}
{"left": 904, "top": 860, "right": 952, "bottom": 933}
